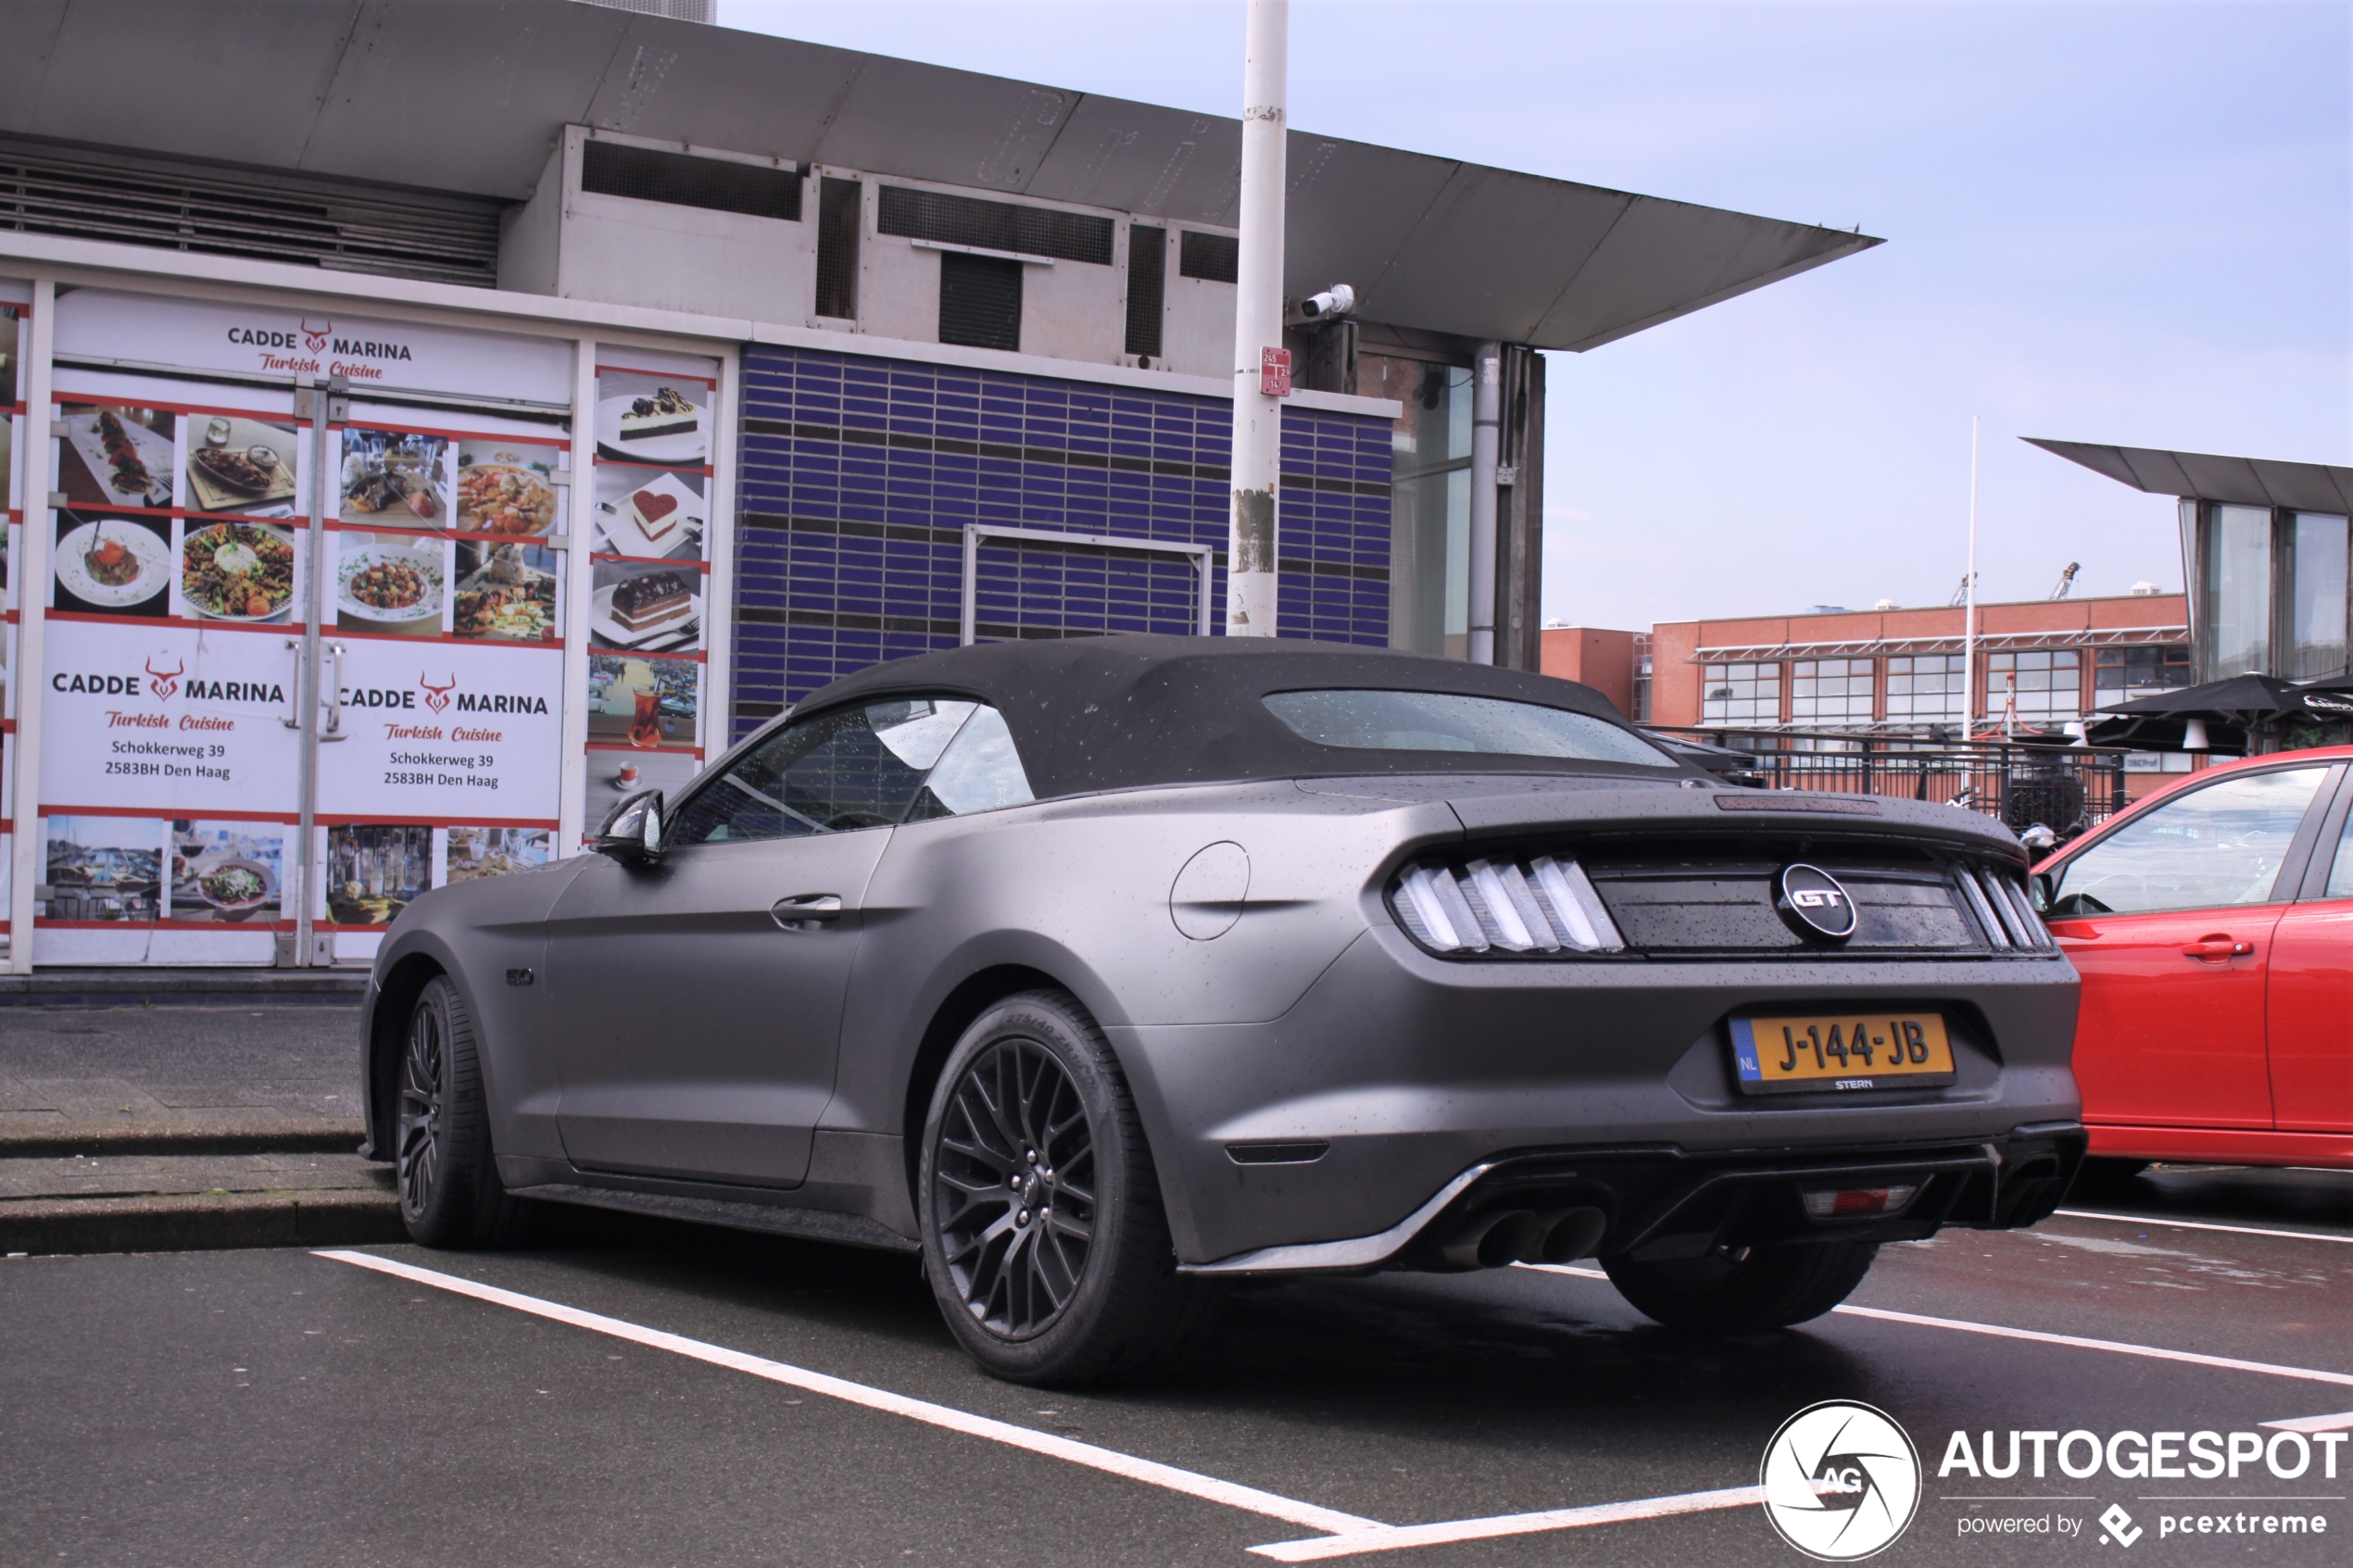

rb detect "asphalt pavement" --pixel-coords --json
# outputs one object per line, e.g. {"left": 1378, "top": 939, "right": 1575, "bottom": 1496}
{"left": 5, "top": 1162, "right": 2347, "bottom": 1568}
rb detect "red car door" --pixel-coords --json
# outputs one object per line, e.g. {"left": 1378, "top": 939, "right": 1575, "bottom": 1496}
{"left": 2267, "top": 783, "right": 2353, "bottom": 1132}
{"left": 2042, "top": 763, "right": 2335, "bottom": 1131}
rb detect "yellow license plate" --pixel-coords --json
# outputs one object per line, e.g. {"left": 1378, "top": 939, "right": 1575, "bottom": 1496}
{"left": 1729, "top": 1012, "right": 1957, "bottom": 1095}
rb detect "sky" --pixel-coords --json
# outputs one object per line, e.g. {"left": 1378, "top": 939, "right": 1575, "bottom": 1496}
{"left": 719, "top": 0, "right": 2350, "bottom": 631}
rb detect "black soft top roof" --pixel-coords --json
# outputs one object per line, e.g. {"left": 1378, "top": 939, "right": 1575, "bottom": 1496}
{"left": 788, "top": 634, "right": 1680, "bottom": 799}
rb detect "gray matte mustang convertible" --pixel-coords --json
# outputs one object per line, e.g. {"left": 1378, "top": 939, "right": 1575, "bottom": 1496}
{"left": 360, "top": 635, "right": 2085, "bottom": 1384}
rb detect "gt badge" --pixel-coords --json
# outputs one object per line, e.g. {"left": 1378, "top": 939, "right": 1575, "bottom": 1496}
{"left": 1776, "top": 863, "right": 1858, "bottom": 944}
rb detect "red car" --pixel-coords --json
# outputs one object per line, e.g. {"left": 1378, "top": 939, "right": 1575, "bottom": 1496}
{"left": 2033, "top": 746, "right": 2353, "bottom": 1172}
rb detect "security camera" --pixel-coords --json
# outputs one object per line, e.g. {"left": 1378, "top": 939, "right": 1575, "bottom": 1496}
{"left": 1300, "top": 283, "right": 1355, "bottom": 320}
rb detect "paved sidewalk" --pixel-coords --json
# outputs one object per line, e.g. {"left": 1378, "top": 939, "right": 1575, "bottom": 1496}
{"left": 0, "top": 1000, "right": 397, "bottom": 1254}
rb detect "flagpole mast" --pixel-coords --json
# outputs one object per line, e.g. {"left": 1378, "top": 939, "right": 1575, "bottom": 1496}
{"left": 1961, "top": 414, "right": 1981, "bottom": 741}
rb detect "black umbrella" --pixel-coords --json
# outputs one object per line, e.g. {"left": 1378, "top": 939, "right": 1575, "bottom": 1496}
{"left": 2082, "top": 672, "right": 2312, "bottom": 754}
{"left": 2292, "top": 670, "right": 2353, "bottom": 719}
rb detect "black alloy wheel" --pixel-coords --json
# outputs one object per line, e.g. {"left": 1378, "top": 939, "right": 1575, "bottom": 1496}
{"left": 396, "top": 992, "right": 447, "bottom": 1221}
{"left": 393, "top": 975, "right": 528, "bottom": 1248}
{"left": 918, "top": 989, "right": 1220, "bottom": 1385}
{"left": 932, "top": 1036, "right": 1099, "bottom": 1338}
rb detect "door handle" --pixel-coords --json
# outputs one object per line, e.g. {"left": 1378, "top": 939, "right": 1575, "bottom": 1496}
{"left": 771, "top": 894, "right": 844, "bottom": 931}
{"left": 2182, "top": 935, "right": 2254, "bottom": 960}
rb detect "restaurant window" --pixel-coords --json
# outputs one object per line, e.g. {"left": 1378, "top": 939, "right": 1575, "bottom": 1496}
{"left": 2288, "top": 511, "right": 2350, "bottom": 680}
{"left": 1702, "top": 661, "right": 1780, "bottom": 724}
{"left": 2202, "top": 503, "right": 2273, "bottom": 680}
{"left": 2094, "top": 646, "right": 2192, "bottom": 708}
{"left": 1789, "top": 658, "right": 1873, "bottom": 725}
{"left": 1983, "top": 649, "right": 2082, "bottom": 722}
{"left": 1884, "top": 654, "right": 1964, "bottom": 727}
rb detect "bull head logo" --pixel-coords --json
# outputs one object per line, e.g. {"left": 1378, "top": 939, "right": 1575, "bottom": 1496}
{"left": 145, "top": 655, "right": 185, "bottom": 700}
{"left": 301, "top": 318, "right": 332, "bottom": 353}
{"left": 419, "top": 672, "right": 458, "bottom": 713}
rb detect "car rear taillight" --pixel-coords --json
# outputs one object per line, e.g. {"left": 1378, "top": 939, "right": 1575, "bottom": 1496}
{"left": 1803, "top": 1184, "right": 1919, "bottom": 1220}
{"left": 1390, "top": 855, "right": 1626, "bottom": 955}
{"left": 1957, "top": 864, "right": 2056, "bottom": 952}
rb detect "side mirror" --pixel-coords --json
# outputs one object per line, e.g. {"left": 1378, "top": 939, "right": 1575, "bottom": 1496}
{"left": 597, "top": 790, "right": 665, "bottom": 863}
{"left": 2031, "top": 872, "right": 2055, "bottom": 913}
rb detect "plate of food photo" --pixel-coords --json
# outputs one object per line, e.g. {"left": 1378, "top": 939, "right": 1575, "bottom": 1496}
{"left": 189, "top": 857, "right": 276, "bottom": 921}
{"left": 594, "top": 470, "right": 704, "bottom": 558}
{"left": 56, "top": 520, "right": 171, "bottom": 608}
{"left": 337, "top": 544, "right": 444, "bottom": 623}
{"left": 66, "top": 408, "right": 174, "bottom": 508}
{"left": 180, "top": 521, "right": 296, "bottom": 622}
{"left": 457, "top": 460, "right": 562, "bottom": 536}
{"left": 591, "top": 570, "right": 700, "bottom": 651}
{"left": 454, "top": 546, "right": 557, "bottom": 642}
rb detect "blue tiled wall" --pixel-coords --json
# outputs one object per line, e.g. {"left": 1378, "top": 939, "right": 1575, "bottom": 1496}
{"left": 731, "top": 345, "right": 1393, "bottom": 741}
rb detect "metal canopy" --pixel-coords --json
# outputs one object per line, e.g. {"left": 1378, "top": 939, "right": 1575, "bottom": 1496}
{"left": 2028, "top": 438, "right": 2353, "bottom": 513}
{"left": 0, "top": 0, "right": 1880, "bottom": 351}
{"left": 1688, "top": 624, "right": 2185, "bottom": 664}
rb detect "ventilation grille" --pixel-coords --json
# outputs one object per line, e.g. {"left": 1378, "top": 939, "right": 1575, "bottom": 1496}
{"left": 878, "top": 184, "right": 1113, "bottom": 265}
{"left": 1125, "top": 224, "right": 1164, "bottom": 358}
{"left": 581, "top": 140, "right": 799, "bottom": 221}
{"left": 0, "top": 141, "right": 500, "bottom": 288}
{"left": 1179, "top": 230, "right": 1239, "bottom": 284}
{"left": 814, "top": 176, "right": 861, "bottom": 319}
{"left": 938, "top": 251, "right": 1022, "bottom": 352}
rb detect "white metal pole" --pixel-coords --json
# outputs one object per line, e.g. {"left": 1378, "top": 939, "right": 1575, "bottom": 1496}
{"left": 1467, "top": 342, "right": 1502, "bottom": 663}
{"left": 1225, "top": 0, "right": 1287, "bottom": 637}
{"left": 1961, "top": 414, "right": 1980, "bottom": 741}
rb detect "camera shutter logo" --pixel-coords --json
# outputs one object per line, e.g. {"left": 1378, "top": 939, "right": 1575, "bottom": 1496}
{"left": 1760, "top": 1399, "right": 1921, "bottom": 1561}
{"left": 1775, "top": 863, "right": 1859, "bottom": 943}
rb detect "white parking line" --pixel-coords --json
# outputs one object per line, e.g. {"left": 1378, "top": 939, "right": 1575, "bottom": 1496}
{"left": 1521, "top": 1263, "right": 2353, "bottom": 1389}
{"left": 1245, "top": 1486, "right": 1765, "bottom": 1562}
{"left": 2263, "top": 1411, "right": 2353, "bottom": 1434}
{"left": 312, "top": 1249, "right": 1378, "bottom": 1537}
{"left": 2053, "top": 1210, "right": 2353, "bottom": 1246}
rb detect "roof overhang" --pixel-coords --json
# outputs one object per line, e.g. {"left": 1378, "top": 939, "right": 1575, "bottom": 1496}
{"left": 1690, "top": 624, "right": 2187, "bottom": 663}
{"left": 2027, "top": 438, "right": 2353, "bottom": 512}
{"left": 0, "top": 0, "right": 1881, "bottom": 351}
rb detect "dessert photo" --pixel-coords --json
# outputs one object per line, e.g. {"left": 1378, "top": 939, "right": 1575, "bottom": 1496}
{"left": 594, "top": 369, "right": 709, "bottom": 465}
{"left": 338, "top": 426, "right": 452, "bottom": 527}
{"left": 182, "top": 412, "right": 298, "bottom": 514}
{"left": 334, "top": 533, "right": 447, "bottom": 636}
{"left": 166, "top": 822, "right": 283, "bottom": 924}
{"left": 590, "top": 559, "right": 701, "bottom": 652}
{"left": 453, "top": 540, "right": 559, "bottom": 643}
{"left": 57, "top": 403, "right": 176, "bottom": 509}
{"left": 586, "top": 652, "right": 697, "bottom": 749}
{"left": 177, "top": 521, "right": 296, "bottom": 623}
{"left": 455, "top": 440, "right": 564, "bottom": 536}
{"left": 53, "top": 512, "right": 170, "bottom": 618}
{"left": 592, "top": 463, "right": 704, "bottom": 561}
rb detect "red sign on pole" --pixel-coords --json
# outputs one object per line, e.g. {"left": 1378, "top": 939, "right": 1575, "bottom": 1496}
{"left": 1260, "top": 346, "right": 1292, "bottom": 398}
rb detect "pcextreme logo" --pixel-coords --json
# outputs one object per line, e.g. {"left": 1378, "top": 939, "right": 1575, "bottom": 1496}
{"left": 1762, "top": 1400, "right": 1923, "bottom": 1561}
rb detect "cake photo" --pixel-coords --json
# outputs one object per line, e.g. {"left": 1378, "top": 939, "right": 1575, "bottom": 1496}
{"left": 619, "top": 387, "right": 698, "bottom": 443}
{"left": 610, "top": 570, "right": 693, "bottom": 634}
{"left": 627, "top": 486, "right": 683, "bottom": 544}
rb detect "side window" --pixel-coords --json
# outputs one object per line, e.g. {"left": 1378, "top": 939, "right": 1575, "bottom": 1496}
{"left": 905, "top": 705, "right": 1035, "bottom": 821}
{"left": 669, "top": 699, "right": 977, "bottom": 846}
{"left": 2046, "top": 767, "right": 2327, "bottom": 917}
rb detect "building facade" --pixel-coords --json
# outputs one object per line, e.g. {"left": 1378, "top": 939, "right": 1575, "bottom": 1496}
{"left": 0, "top": 0, "right": 1876, "bottom": 970}
{"left": 1546, "top": 591, "right": 2193, "bottom": 756}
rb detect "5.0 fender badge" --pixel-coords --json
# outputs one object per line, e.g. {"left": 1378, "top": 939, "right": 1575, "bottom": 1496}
{"left": 1776, "top": 863, "right": 1858, "bottom": 944}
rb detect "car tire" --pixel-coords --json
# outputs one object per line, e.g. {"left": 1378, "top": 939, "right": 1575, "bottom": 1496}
{"left": 918, "top": 988, "right": 1219, "bottom": 1386}
{"left": 1604, "top": 1240, "right": 1879, "bottom": 1332}
{"left": 396, "top": 975, "right": 530, "bottom": 1249}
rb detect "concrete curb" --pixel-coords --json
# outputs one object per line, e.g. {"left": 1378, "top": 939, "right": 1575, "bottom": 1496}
{"left": 0, "top": 1187, "right": 402, "bottom": 1255}
{"left": 0, "top": 968, "right": 369, "bottom": 1004}
{"left": 0, "top": 1118, "right": 367, "bottom": 1159}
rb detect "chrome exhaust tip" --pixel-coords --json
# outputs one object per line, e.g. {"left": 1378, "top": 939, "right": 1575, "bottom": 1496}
{"left": 1439, "top": 1209, "right": 1543, "bottom": 1270}
{"left": 1531, "top": 1206, "right": 1608, "bottom": 1265}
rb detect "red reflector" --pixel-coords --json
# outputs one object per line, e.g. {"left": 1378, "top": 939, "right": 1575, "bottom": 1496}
{"left": 1803, "top": 1183, "right": 1919, "bottom": 1220}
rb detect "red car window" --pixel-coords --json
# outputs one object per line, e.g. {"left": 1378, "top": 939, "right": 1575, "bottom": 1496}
{"left": 2046, "top": 767, "right": 2326, "bottom": 916}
